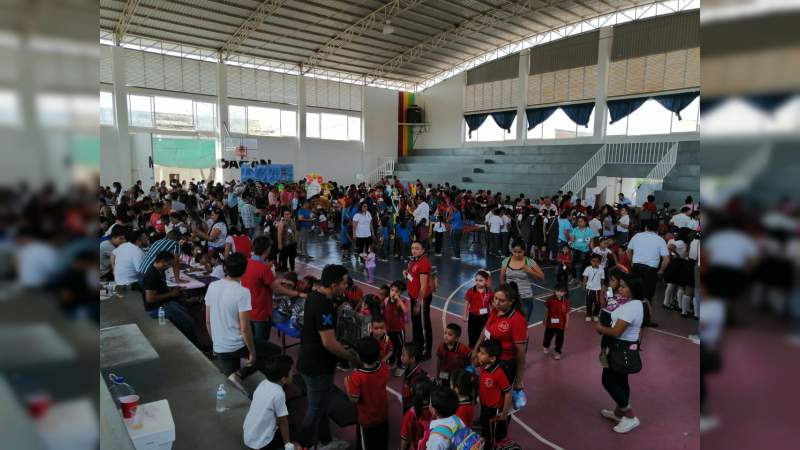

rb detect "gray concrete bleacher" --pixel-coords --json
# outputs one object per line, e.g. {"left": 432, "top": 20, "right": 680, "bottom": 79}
{"left": 395, "top": 141, "right": 699, "bottom": 206}
{"left": 394, "top": 144, "right": 601, "bottom": 197}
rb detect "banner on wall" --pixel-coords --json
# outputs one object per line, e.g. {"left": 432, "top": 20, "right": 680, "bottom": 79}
{"left": 397, "top": 91, "right": 414, "bottom": 158}
{"left": 240, "top": 164, "right": 294, "bottom": 184}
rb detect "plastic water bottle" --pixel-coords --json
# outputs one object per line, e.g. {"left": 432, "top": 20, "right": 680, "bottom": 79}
{"left": 215, "top": 384, "right": 227, "bottom": 412}
{"left": 511, "top": 389, "right": 527, "bottom": 413}
{"left": 108, "top": 374, "right": 136, "bottom": 408}
{"left": 158, "top": 307, "right": 166, "bottom": 325}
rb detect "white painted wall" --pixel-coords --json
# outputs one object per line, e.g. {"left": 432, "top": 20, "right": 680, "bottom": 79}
{"left": 363, "top": 86, "right": 398, "bottom": 174}
{"left": 414, "top": 74, "right": 464, "bottom": 149}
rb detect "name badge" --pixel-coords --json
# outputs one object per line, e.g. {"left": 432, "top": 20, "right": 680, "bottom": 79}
{"left": 484, "top": 329, "right": 491, "bottom": 339}
{"left": 479, "top": 308, "right": 488, "bottom": 315}
{"left": 550, "top": 318, "right": 560, "bottom": 324}
{"left": 439, "top": 372, "right": 449, "bottom": 380}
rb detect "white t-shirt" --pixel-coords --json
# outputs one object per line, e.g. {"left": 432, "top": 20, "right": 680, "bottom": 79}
{"left": 112, "top": 242, "right": 144, "bottom": 285}
{"left": 433, "top": 220, "right": 447, "bottom": 233}
{"left": 628, "top": 231, "right": 669, "bottom": 268}
{"left": 588, "top": 217, "right": 602, "bottom": 235}
{"left": 204, "top": 279, "right": 252, "bottom": 353}
{"left": 487, "top": 215, "right": 504, "bottom": 234}
{"left": 353, "top": 212, "right": 373, "bottom": 238}
{"left": 611, "top": 300, "right": 644, "bottom": 342}
{"left": 583, "top": 265, "right": 605, "bottom": 291}
{"left": 688, "top": 239, "right": 699, "bottom": 262}
{"left": 243, "top": 379, "right": 288, "bottom": 449}
{"left": 592, "top": 247, "right": 612, "bottom": 268}
{"left": 211, "top": 264, "right": 225, "bottom": 279}
{"left": 413, "top": 202, "right": 430, "bottom": 225}
{"left": 705, "top": 229, "right": 757, "bottom": 270}
{"left": 699, "top": 298, "right": 725, "bottom": 346}
{"left": 209, "top": 222, "right": 228, "bottom": 248}
{"left": 670, "top": 213, "right": 692, "bottom": 229}
{"left": 501, "top": 215, "right": 511, "bottom": 232}
{"left": 15, "top": 241, "right": 60, "bottom": 288}
{"left": 667, "top": 239, "right": 688, "bottom": 259}
{"left": 617, "top": 214, "right": 630, "bottom": 231}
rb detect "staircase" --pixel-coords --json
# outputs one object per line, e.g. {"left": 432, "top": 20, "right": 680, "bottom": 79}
{"left": 653, "top": 141, "right": 700, "bottom": 207}
{"left": 393, "top": 144, "right": 601, "bottom": 197}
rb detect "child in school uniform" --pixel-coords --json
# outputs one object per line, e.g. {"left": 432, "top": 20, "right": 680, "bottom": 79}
{"left": 476, "top": 339, "right": 513, "bottom": 448}
{"left": 461, "top": 270, "right": 493, "bottom": 349}
{"left": 592, "top": 237, "right": 615, "bottom": 280}
{"left": 556, "top": 245, "right": 573, "bottom": 285}
{"left": 345, "top": 337, "right": 390, "bottom": 450}
{"left": 582, "top": 254, "right": 605, "bottom": 322}
{"left": 399, "top": 378, "right": 434, "bottom": 450}
{"left": 242, "top": 355, "right": 300, "bottom": 450}
{"left": 452, "top": 369, "right": 479, "bottom": 428}
{"left": 317, "top": 208, "right": 328, "bottom": 236}
{"left": 435, "top": 323, "right": 471, "bottom": 387}
{"left": 543, "top": 283, "right": 570, "bottom": 360}
{"left": 401, "top": 343, "right": 428, "bottom": 412}
{"left": 384, "top": 281, "right": 409, "bottom": 376}
{"left": 370, "top": 317, "right": 393, "bottom": 365}
{"left": 424, "top": 387, "right": 471, "bottom": 450}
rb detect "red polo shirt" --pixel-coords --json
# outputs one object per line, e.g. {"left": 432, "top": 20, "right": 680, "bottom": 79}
{"left": 484, "top": 308, "right": 528, "bottom": 361}
{"left": 545, "top": 296, "right": 570, "bottom": 330}
{"left": 346, "top": 286, "right": 364, "bottom": 306}
{"left": 240, "top": 258, "right": 276, "bottom": 321}
{"left": 436, "top": 342, "right": 471, "bottom": 379}
{"left": 406, "top": 256, "right": 432, "bottom": 299}
{"left": 347, "top": 363, "right": 389, "bottom": 427}
{"left": 383, "top": 297, "right": 406, "bottom": 333}
{"left": 464, "top": 287, "right": 492, "bottom": 316}
{"left": 401, "top": 365, "right": 427, "bottom": 410}
{"left": 479, "top": 362, "right": 511, "bottom": 409}
{"left": 376, "top": 334, "right": 393, "bottom": 361}
{"left": 455, "top": 400, "right": 474, "bottom": 427}
{"left": 400, "top": 406, "right": 431, "bottom": 449}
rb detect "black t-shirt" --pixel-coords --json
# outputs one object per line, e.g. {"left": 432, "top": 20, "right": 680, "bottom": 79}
{"left": 297, "top": 291, "right": 338, "bottom": 376}
{"left": 141, "top": 266, "right": 169, "bottom": 312}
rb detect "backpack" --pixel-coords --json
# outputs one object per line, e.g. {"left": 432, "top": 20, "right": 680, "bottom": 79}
{"left": 290, "top": 297, "right": 305, "bottom": 329}
{"left": 501, "top": 256, "right": 532, "bottom": 270}
{"left": 336, "top": 302, "right": 367, "bottom": 347}
{"left": 430, "top": 418, "right": 484, "bottom": 450}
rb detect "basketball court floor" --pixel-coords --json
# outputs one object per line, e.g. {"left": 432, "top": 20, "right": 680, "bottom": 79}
{"left": 276, "top": 234, "right": 700, "bottom": 449}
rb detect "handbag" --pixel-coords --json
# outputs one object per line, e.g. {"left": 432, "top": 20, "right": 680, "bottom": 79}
{"left": 607, "top": 339, "right": 642, "bottom": 374}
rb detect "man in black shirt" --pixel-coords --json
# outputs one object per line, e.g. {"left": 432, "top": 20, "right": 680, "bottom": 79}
{"left": 297, "top": 264, "right": 361, "bottom": 450}
{"left": 141, "top": 251, "right": 198, "bottom": 345}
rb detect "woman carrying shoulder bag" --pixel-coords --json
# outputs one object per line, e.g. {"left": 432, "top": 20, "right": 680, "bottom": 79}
{"left": 593, "top": 273, "right": 646, "bottom": 434}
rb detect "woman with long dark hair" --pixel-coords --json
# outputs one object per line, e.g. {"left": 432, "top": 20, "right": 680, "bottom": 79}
{"left": 472, "top": 283, "right": 528, "bottom": 390}
{"left": 594, "top": 274, "right": 646, "bottom": 434}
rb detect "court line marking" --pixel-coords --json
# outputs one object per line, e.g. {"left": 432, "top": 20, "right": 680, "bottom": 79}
{"left": 647, "top": 326, "right": 699, "bottom": 344}
{"left": 299, "top": 261, "right": 568, "bottom": 450}
{"left": 440, "top": 268, "right": 502, "bottom": 330}
{"left": 511, "top": 415, "right": 566, "bottom": 450}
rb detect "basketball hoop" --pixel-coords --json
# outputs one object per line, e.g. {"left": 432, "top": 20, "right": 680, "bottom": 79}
{"left": 236, "top": 144, "right": 247, "bottom": 160}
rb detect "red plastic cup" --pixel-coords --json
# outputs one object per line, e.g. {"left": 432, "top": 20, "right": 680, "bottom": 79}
{"left": 119, "top": 394, "right": 140, "bottom": 419}
{"left": 26, "top": 393, "right": 53, "bottom": 419}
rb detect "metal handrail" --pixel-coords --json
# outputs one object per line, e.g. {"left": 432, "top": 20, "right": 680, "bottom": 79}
{"left": 643, "top": 142, "right": 679, "bottom": 182}
{"left": 561, "top": 144, "right": 607, "bottom": 196}
{"left": 365, "top": 156, "right": 396, "bottom": 186}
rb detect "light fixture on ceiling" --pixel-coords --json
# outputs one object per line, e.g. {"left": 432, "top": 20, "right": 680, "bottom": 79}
{"left": 382, "top": 20, "right": 395, "bottom": 35}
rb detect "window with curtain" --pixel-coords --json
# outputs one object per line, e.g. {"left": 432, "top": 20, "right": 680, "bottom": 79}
{"left": 608, "top": 96, "right": 699, "bottom": 136}
{"left": 527, "top": 108, "right": 595, "bottom": 140}
{"left": 703, "top": 97, "right": 800, "bottom": 136}
{"left": 465, "top": 117, "right": 517, "bottom": 142}
{"left": 100, "top": 91, "right": 114, "bottom": 126}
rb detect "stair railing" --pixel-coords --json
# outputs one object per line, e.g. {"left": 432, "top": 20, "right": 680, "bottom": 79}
{"left": 365, "top": 156, "right": 396, "bottom": 186}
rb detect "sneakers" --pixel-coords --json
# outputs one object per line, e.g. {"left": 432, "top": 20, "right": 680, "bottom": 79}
{"left": 585, "top": 317, "right": 592, "bottom": 322}
{"left": 451, "top": 256, "right": 460, "bottom": 260}
{"left": 542, "top": 347, "right": 549, "bottom": 355}
{"left": 613, "top": 416, "right": 640, "bottom": 433}
{"left": 553, "top": 352, "right": 562, "bottom": 360}
{"left": 435, "top": 253, "right": 442, "bottom": 257}
{"left": 227, "top": 373, "right": 248, "bottom": 397}
{"left": 592, "top": 316, "right": 599, "bottom": 322}
{"left": 600, "top": 409, "right": 622, "bottom": 423}
{"left": 699, "top": 415, "right": 720, "bottom": 434}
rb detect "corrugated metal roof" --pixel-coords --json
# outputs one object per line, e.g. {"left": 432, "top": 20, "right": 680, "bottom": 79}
{"left": 100, "top": 0, "right": 659, "bottom": 86}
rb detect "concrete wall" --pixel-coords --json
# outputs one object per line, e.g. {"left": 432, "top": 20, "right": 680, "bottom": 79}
{"left": 100, "top": 86, "right": 397, "bottom": 186}
{"left": 414, "top": 74, "right": 464, "bottom": 149}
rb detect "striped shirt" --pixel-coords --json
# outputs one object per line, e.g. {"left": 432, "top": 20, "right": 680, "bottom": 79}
{"left": 138, "top": 238, "right": 180, "bottom": 274}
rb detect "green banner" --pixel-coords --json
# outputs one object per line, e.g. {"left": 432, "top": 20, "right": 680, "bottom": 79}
{"left": 152, "top": 137, "right": 216, "bottom": 168}
{"left": 71, "top": 135, "right": 100, "bottom": 167}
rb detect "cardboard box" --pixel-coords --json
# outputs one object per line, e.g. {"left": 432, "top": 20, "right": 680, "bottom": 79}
{"left": 126, "top": 399, "right": 175, "bottom": 450}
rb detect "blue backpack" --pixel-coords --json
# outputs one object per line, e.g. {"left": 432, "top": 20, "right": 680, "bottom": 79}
{"left": 430, "top": 418, "right": 484, "bottom": 450}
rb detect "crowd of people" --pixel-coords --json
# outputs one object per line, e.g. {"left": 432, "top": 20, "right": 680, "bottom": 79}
{"left": 98, "top": 174, "right": 709, "bottom": 449}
